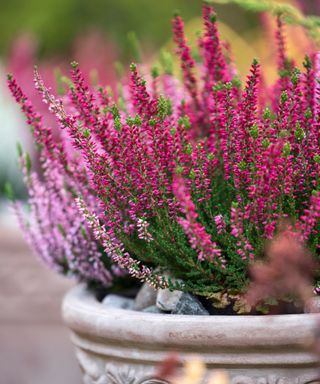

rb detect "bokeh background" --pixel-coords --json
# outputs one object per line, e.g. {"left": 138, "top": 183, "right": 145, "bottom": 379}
{"left": 0, "top": 1, "right": 318, "bottom": 383}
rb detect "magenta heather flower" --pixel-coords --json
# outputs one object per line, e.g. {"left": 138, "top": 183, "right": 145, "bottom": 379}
{"left": 173, "top": 176, "right": 223, "bottom": 264}
{"left": 214, "top": 215, "right": 226, "bottom": 235}
{"left": 8, "top": 5, "right": 320, "bottom": 296}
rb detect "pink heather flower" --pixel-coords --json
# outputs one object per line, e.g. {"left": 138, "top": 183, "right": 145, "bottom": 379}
{"left": 8, "top": 4, "right": 320, "bottom": 295}
{"left": 15, "top": 157, "right": 113, "bottom": 286}
{"left": 172, "top": 13, "right": 199, "bottom": 108}
{"left": 76, "top": 197, "right": 168, "bottom": 289}
{"left": 230, "top": 227, "right": 239, "bottom": 238}
{"left": 298, "top": 192, "right": 320, "bottom": 241}
{"left": 137, "top": 217, "right": 154, "bottom": 242}
{"left": 173, "top": 176, "right": 224, "bottom": 264}
{"left": 230, "top": 204, "right": 254, "bottom": 261}
{"left": 214, "top": 215, "right": 226, "bottom": 234}
{"left": 202, "top": 5, "right": 229, "bottom": 87}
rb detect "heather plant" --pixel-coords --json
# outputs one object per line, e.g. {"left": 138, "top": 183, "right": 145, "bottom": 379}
{"left": 13, "top": 154, "right": 114, "bottom": 286}
{"left": 8, "top": 4, "right": 320, "bottom": 303}
{"left": 8, "top": 80, "right": 130, "bottom": 289}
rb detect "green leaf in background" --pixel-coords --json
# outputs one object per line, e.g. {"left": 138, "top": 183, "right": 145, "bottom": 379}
{"left": 3, "top": 182, "right": 14, "bottom": 201}
{"left": 207, "top": 0, "right": 320, "bottom": 43}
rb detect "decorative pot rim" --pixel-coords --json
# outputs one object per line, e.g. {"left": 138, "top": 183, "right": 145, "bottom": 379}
{"left": 62, "top": 284, "right": 320, "bottom": 350}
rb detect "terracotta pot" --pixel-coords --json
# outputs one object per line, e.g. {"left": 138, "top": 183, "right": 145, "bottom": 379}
{"left": 62, "top": 284, "right": 320, "bottom": 384}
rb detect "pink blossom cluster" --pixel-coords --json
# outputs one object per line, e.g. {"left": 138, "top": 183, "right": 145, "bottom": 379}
{"left": 8, "top": 5, "right": 320, "bottom": 292}
{"left": 173, "top": 176, "right": 223, "bottom": 264}
{"left": 14, "top": 156, "right": 113, "bottom": 286}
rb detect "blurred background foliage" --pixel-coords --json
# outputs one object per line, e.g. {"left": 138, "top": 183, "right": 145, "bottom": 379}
{"left": 1, "top": 0, "right": 204, "bottom": 60}
{"left": 1, "top": 0, "right": 318, "bottom": 61}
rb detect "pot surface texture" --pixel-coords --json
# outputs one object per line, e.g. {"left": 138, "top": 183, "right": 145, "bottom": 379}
{"left": 62, "top": 285, "right": 320, "bottom": 384}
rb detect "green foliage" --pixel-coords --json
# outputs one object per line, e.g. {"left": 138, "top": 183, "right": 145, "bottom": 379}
{"left": 116, "top": 173, "right": 261, "bottom": 297}
{"left": 127, "top": 31, "right": 142, "bottom": 63}
{"left": 208, "top": 0, "right": 320, "bottom": 43}
{"left": 0, "top": 0, "right": 202, "bottom": 58}
{"left": 3, "top": 182, "right": 14, "bottom": 201}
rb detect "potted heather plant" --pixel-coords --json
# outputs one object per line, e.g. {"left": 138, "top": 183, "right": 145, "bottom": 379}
{"left": 8, "top": 3, "right": 320, "bottom": 383}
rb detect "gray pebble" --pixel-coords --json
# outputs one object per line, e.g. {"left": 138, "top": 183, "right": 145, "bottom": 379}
{"left": 102, "top": 294, "right": 134, "bottom": 310}
{"left": 133, "top": 282, "right": 157, "bottom": 311}
{"left": 142, "top": 305, "right": 166, "bottom": 314}
{"left": 172, "top": 293, "right": 209, "bottom": 315}
{"left": 156, "top": 288, "right": 183, "bottom": 312}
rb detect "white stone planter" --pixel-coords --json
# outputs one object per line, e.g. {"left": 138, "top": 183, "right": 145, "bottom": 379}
{"left": 62, "top": 284, "right": 320, "bottom": 384}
